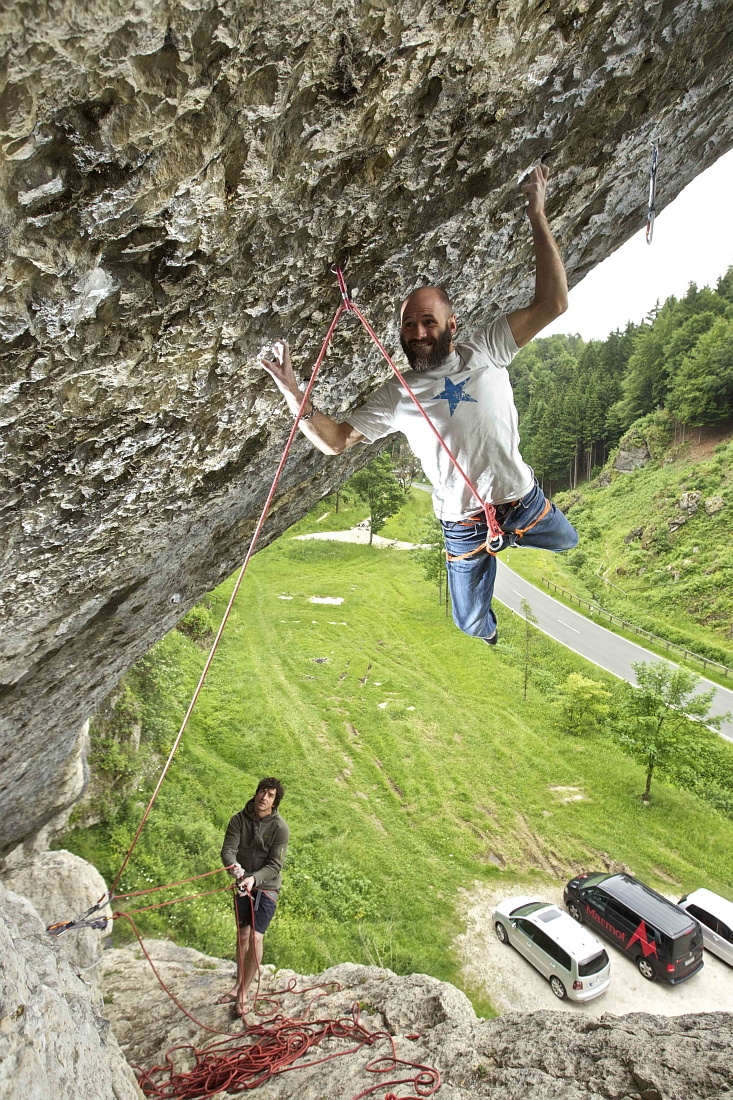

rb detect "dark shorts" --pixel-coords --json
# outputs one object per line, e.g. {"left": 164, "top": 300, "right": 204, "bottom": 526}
{"left": 235, "top": 890, "right": 277, "bottom": 934}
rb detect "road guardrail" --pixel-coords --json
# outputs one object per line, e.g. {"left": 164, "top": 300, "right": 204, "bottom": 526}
{"left": 539, "top": 577, "right": 731, "bottom": 679}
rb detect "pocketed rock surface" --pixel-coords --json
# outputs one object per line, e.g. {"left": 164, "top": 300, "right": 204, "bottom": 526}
{"left": 2, "top": 0, "right": 733, "bottom": 856}
{"left": 101, "top": 938, "right": 733, "bottom": 1099}
{"left": 0, "top": 883, "right": 142, "bottom": 1100}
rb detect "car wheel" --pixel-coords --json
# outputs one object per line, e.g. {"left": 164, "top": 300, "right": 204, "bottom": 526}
{"left": 550, "top": 975, "right": 567, "bottom": 1000}
{"left": 567, "top": 901, "right": 583, "bottom": 924}
{"left": 637, "top": 957, "right": 656, "bottom": 981}
{"left": 495, "top": 922, "right": 509, "bottom": 944}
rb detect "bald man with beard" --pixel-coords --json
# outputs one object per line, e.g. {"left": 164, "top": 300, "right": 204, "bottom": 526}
{"left": 262, "top": 165, "right": 578, "bottom": 646}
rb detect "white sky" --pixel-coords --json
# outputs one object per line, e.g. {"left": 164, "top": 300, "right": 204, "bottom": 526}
{"left": 542, "top": 146, "right": 733, "bottom": 342}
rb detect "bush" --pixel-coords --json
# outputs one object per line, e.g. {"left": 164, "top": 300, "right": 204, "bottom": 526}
{"left": 177, "top": 603, "right": 214, "bottom": 642}
{"left": 551, "top": 673, "right": 613, "bottom": 736}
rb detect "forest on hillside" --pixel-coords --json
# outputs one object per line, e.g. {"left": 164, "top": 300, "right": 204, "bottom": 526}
{"left": 509, "top": 268, "right": 733, "bottom": 492}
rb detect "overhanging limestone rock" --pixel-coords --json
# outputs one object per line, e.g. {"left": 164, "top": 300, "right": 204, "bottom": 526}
{"left": 2, "top": 0, "right": 733, "bottom": 853}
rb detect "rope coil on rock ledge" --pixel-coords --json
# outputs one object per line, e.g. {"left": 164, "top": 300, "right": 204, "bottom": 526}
{"left": 116, "top": 888, "right": 440, "bottom": 1099}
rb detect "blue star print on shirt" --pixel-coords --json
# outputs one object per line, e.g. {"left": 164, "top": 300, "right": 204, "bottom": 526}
{"left": 433, "top": 377, "right": 478, "bottom": 416}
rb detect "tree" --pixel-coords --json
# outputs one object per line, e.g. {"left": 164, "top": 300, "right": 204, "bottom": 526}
{"left": 615, "top": 660, "right": 724, "bottom": 803}
{"left": 667, "top": 317, "right": 733, "bottom": 426}
{"left": 412, "top": 515, "right": 447, "bottom": 611}
{"left": 389, "top": 438, "right": 421, "bottom": 492}
{"left": 519, "top": 597, "right": 538, "bottom": 700}
{"left": 551, "top": 673, "right": 612, "bottom": 736}
{"left": 348, "top": 452, "right": 406, "bottom": 545}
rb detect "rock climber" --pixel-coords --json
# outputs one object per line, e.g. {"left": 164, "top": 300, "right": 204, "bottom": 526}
{"left": 261, "top": 164, "right": 578, "bottom": 645}
{"left": 219, "top": 777, "right": 289, "bottom": 1016}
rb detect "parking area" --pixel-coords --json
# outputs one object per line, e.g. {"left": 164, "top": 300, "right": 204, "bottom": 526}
{"left": 456, "top": 881, "right": 733, "bottom": 1016}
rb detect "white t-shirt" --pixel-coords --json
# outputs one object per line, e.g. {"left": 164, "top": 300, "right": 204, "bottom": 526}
{"left": 346, "top": 314, "right": 534, "bottom": 521}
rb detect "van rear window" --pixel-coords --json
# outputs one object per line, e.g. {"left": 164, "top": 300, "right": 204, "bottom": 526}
{"left": 671, "top": 930, "right": 701, "bottom": 959}
{"left": 578, "top": 950, "right": 609, "bottom": 976}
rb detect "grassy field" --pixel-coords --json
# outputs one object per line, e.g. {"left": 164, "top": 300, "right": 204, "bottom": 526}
{"left": 62, "top": 487, "right": 733, "bottom": 1017}
{"left": 509, "top": 436, "right": 733, "bottom": 671}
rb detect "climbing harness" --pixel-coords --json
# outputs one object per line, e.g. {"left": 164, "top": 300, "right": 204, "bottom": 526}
{"left": 443, "top": 495, "right": 552, "bottom": 562}
{"left": 646, "top": 141, "right": 658, "bottom": 245}
{"left": 50, "top": 266, "right": 512, "bottom": 1097}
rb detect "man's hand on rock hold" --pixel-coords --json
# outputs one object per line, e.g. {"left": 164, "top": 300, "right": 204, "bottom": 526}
{"left": 521, "top": 163, "right": 549, "bottom": 220}
{"left": 260, "top": 340, "right": 299, "bottom": 399}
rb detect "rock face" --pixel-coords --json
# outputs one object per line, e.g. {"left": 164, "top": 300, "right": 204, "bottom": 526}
{"left": 705, "top": 495, "right": 725, "bottom": 515}
{"left": 101, "top": 938, "right": 733, "bottom": 1099}
{"left": 678, "top": 490, "right": 702, "bottom": 515}
{"left": 2, "top": 0, "right": 733, "bottom": 854}
{"left": 1, "top": 849, "right": 112, "bottom": 974}
{"left": 614, "top": 444, "right": 651, "bottom": 472}
{"left": 0, "top": 883, "right": 142, "bottom": 1100}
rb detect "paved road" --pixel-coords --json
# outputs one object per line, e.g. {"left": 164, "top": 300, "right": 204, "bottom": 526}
{"left": 412, "top": 482, "right": 733, "bottom": 739}
{"left": 494, "top": 559, "right": 733, "bottom": 741}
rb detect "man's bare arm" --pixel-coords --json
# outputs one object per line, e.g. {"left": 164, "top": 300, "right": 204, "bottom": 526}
{"left": 260, "top": 342, "right": 366, "bottom": 455}
{"left": 506, "top": 164, "right": 568, "bottom": 349}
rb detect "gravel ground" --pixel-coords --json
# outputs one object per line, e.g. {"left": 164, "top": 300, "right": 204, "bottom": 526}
{"left": 456, "top": 881, "right": 733, "bottom": 1017}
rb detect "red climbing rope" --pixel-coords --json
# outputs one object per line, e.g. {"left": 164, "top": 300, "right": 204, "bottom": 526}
{"left": 109, "top": 304, "right": 347, "bottom": 895}
{"left": 90, "top": 267, "right": 505, "bottom": 1098}
{"left": 117, "top": 888, "right": 440, "bottom": 1100}
{"left": 110, "top": 266, "right": 502, "bottom": 892}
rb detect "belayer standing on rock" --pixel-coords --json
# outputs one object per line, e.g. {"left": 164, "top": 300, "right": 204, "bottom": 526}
{"left": 262, "top": 164, "right": 578, "bottom": 645}
{"left": 219, "top": 778, "right": 289, "bottom": 1017}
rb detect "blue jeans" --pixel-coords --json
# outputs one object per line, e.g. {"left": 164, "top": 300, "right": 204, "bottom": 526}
{"left": 441, "top": 482, "right": 578, "bottom": 639}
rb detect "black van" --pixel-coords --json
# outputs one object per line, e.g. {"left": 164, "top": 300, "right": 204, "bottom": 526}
{"left": 563, "top": 872, "right": 703, "bottom": 983}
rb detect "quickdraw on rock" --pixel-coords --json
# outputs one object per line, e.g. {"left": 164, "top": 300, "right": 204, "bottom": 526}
{"left": 47, "top": 892, "right": 113, "bottom": 936}
{"left": 646, "top": 141, "right": 658, "bottom": 245}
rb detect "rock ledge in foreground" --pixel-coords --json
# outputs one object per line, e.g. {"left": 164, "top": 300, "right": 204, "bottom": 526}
{"left": 102, "top": 938, "right": 733, "bottom": 1099}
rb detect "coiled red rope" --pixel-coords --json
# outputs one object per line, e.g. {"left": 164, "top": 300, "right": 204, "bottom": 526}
{"left": 115, "top": 888, "right": 440, "bottom": 1100}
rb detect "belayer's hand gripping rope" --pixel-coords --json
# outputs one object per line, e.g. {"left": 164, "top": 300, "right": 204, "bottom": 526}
{"left": 646, "top": 141, "right": 658, "bottom": 245}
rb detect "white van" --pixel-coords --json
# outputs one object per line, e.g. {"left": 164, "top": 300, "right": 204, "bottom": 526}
{"left": 678, "top": 888, "right": 733, "bottom": 967}
{"left": 492, "top": 896, "right": 611, "bottom": 1001}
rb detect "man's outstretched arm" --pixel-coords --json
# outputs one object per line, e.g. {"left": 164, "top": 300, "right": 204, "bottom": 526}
{"left": 260, "top": 342, "right": 365, "bottom": 455}
{"left": 506, "top": 164, "right": 568, "bottom": 349}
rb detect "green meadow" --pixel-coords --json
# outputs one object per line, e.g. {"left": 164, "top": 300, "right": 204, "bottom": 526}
{"left": 508, "top": 436, "right": 733, "bottom": 673}
{"left": 62, "top": 488, "right": 733, "bottom": 1015}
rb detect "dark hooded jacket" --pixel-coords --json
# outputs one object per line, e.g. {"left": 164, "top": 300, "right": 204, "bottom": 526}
{"left": 220, "top": 799, "right": 289, "bottom": 893}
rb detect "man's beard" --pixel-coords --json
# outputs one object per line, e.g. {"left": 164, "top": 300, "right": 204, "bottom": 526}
{"left": 400, "top": 324, "right": 453, "bottom": 372}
